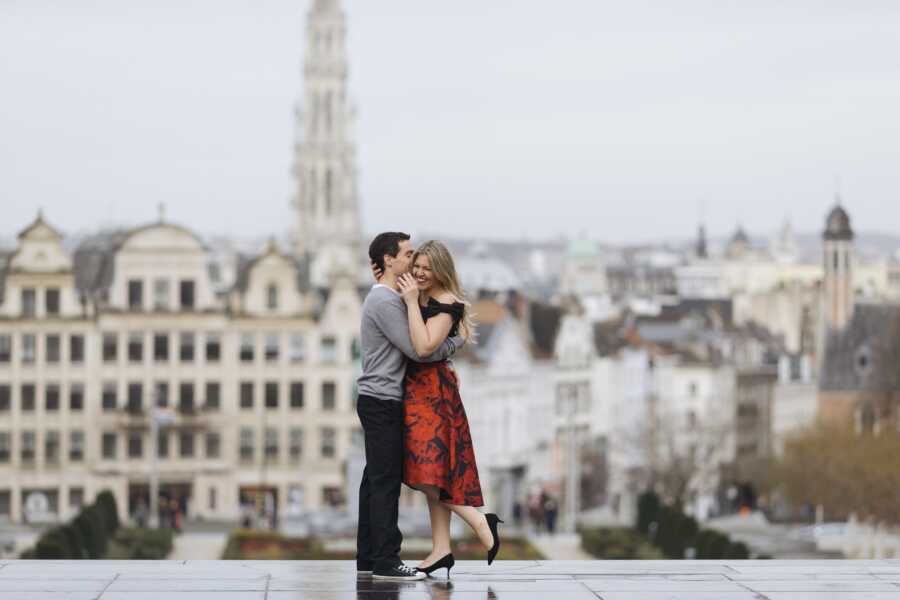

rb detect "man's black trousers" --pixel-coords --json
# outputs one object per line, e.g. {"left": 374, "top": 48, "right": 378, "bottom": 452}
{"left": 356, "top": 394, "right": 404, "bottom": 571}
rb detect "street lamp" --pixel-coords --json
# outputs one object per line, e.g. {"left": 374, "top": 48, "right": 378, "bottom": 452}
{"left": 149, "top": 405, "right": 176, "bottom": 529}
{"left": 559, "top": 382, "right": 581, "bottom": 533}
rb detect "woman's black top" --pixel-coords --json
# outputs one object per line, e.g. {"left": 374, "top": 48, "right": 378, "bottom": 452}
{"left": 420, "top": 297, "right": 464, "bottom": 338}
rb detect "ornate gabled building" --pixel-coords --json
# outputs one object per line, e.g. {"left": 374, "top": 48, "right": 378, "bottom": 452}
{"left": 0, "top": 212, "right": 362, "bottom": 524}
{"left": 292, "top": 0, "right": 362, "bottom": 288}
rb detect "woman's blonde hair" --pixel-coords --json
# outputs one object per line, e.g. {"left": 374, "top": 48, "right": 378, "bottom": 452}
{"left": 414, "top": 240, "right": 476, "bottom": 343}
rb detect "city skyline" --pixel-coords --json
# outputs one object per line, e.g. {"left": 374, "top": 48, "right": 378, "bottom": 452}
{"left": 2, "top": 1, "right": 899, "bottom": 243}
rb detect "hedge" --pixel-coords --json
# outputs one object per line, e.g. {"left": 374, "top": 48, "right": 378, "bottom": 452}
{"left": 581, "top": 527, "right": 665, "bottom": 559}
{"left": 21, "top": 489, "right": 122, "bottom": 560}
{"left": 636, "top": 490, "right": 757, "bottom": 559}
{"left": 107, "top": 528, "right": 174, "bottom": 560}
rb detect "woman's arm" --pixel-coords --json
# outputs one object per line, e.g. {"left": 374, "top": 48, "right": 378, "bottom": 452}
{"left": 398, "top": 273, "right": 454, "bottom": 356}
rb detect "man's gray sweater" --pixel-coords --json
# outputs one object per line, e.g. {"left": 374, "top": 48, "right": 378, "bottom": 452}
{"left": 357, "top": 284, "right": 462, "bottom": 402}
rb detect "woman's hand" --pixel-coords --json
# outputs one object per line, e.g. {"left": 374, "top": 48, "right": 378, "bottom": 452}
{"left": 398, "top": 273, "right": 419, "bottom": 304}
{"left": 371, "top": 262, "right": 384, "bottom": 282}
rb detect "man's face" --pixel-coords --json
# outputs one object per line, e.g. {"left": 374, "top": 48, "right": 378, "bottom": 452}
{"left": 385, "top": 240, "right": 414, "bottom": 276}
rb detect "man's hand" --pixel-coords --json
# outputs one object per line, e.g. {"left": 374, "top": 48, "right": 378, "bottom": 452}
{"left": 398, "top": 273, "right": 419, "bottom": 305}
{"left": 371, "top": 262, "right": 384, "bottom": 282}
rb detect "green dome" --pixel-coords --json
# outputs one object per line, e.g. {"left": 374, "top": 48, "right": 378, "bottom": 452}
{"left": 567, "top": 238, "right": 600, "bottom": 258}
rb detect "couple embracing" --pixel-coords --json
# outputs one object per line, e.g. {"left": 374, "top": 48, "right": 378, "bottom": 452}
{"left": 355, "top": 232, "right": 503, "bottom": 581}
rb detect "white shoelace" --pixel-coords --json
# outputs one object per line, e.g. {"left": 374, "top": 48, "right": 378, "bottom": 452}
{"left": 397, "top": 564, "right": 418, "bottom": 576}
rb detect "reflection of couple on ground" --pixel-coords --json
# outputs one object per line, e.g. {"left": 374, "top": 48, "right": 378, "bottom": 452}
{"left": 355, "top": 233, "right": 503, "bottom": 581}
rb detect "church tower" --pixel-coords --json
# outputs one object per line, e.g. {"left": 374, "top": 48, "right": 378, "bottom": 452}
{"left": 822, "top": 199, "right": 854, "bottom": 331}
{"left": 292, "top": 0, "right": 361, "bottom": 287}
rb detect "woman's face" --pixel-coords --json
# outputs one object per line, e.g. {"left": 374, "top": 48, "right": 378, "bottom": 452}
{"left": 411, "top": 254, "right": 435, "bottom": 292}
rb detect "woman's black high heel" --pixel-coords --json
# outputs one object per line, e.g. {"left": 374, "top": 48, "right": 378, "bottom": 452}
{"left": 417, "top": 553, "right": 455, "bottom": 578}
{"left": 485, "top": 513, "right": 504, "bottom": 565}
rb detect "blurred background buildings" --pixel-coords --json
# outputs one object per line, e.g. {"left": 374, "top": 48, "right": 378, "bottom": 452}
{"left": 2, "top": 0, "right": 900, "bottom": 559}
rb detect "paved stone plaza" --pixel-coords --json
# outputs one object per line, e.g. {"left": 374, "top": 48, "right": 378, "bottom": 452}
{"left": 2, "top": 559, "right": 900, "bottom": 599}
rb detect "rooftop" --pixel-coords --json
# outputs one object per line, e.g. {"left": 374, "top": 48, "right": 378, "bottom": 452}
{"left": 0, "top": 559, "right": 898, "bottom": 599}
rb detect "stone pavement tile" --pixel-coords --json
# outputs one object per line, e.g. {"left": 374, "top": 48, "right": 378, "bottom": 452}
{"left": 727, "top": 564, "right": 878, "bottom": 574}
{"left": 0, "top": 578, "right": 111, "bottom": 591}
{"left": 0, "top": 594, "right": 99, "bottom": 600}
{"left": 595, "top": 593, "right": 760, "bottom": 600}
{"left": 268, "top": 578, "right": 431, "bottom": 592}
{"left": 273, "top": 592, "right": 599, "bottom": 600}
{"left": 579, "top": 578, "right": 748, "bottom": 592}
{"left": 743, "top": 580, "right": 900, "bottom": 592}
{"left": 442, "top": 593, "right": 600, "bottom": 600}
{"left": 764, "top": 593, "right": 900, "bottom": 600}
{"left": 101, "top": 593, "right": 266, "bottom": 600}
{"left": 1, "top": 561, "right": 185, "bottom": 578}
{"left": 268, "top": 593, "right": 431, "bottom": 600}
{"left": 815, "top": 573, "right": 893, "bottom": 580}
{"left": 420, "top": 579, "right": 592, "bottom": 592}
{"left": 106, "top": 578, "right": 268, "bottom": 591}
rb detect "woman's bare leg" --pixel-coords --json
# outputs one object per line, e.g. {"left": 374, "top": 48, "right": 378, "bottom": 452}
{"left": 418, "top": 485, "right": 453, "bottom": 567}
{"left": 445, "top": 504, "right": 493, "bottom": 549}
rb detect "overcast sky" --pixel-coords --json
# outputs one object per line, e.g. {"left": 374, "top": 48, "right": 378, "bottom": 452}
{"left": 2, "top": 0, "right": 899, "bottom": 244}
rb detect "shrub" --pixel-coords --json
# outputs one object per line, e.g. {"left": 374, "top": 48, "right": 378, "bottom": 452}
{"left": 95, "top": 491, "right": 120, "bottom": 535}
{"left": 581, "top": 527, "right": 665, "bottom": 559}
{"left": 694, "top": 529, "right": 716, "bottom": 559}
{"left": 73, "top": 505, "right": 107, "bottom": 559}
{"left": 35, "top": 528, "right": 71, "bottom": 559}
{"left": 673, "top": 514, "right": 699, "bottom": 559}
{"left": 725, "top": 541, "right": 750, "bottom": 559}
{"left": 636, "top": 491, "right": 661, "bottom": 535}
{"left": 109, "top": 528, "right": 174, "bottom": 559}
{"left": 705, "top": 531, "right": 730, "bottom": 559}
{"left": 59, "top": 524, "right": 88, "bottom": 559}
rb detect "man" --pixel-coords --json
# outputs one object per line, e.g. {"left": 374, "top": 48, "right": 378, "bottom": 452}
{"left": 356, "top": 232, "right": 463, "bottom": 581}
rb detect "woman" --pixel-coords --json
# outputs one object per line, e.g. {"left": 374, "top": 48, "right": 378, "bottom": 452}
{"left": 396, "top": 240, "right": 503, "bottom": 577}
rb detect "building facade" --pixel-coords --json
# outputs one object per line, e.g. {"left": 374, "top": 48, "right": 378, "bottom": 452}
{"left": 0, "top": 214, "right": 362, "bottom": 524}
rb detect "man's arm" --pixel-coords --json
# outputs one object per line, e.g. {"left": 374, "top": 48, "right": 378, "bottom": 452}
{"left": 371, "top": 295, "right": 462, "bottom": 362}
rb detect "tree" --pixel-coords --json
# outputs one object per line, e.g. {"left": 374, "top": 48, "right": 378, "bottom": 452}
{"left": 775, "top": 421, "right": 900, "bottom": 524}
{"left": 628, "top": 391, "right": 732, "bottom": 509}
{"left": 95, "top": 490, "right": 120, "bottom": 535}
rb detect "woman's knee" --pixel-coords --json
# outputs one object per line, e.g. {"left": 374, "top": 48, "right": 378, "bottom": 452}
{"left": 417, "top": 484, "right": 441, "bottom": 500}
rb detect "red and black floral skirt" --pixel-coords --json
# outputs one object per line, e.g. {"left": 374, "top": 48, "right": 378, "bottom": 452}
{"left": 402, "top": 360, "right": 484, "bottom": 507}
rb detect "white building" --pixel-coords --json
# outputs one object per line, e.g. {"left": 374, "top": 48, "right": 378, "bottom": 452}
{"left": 453, "top": 300, "right": 556, "bottom": 521}
{"left": 0, "top": 211, "right": 362, "bottom": 525}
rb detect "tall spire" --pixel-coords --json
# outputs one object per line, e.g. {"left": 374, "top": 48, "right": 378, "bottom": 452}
{"left": 292, "top": 0, "right": 361, "bottom": 287}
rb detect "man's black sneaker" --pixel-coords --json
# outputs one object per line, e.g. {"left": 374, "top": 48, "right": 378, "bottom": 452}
{"left": 357, "top": 561, "right": 374, "bottom": 576}
{"left": 372, "top": 563, "right": 426, "bottom": 581}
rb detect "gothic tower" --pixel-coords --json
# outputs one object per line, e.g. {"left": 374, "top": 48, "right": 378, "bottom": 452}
{"left": 292, "top": 0, "right": 361, "bottom": 287}
{"left": 822, "top": 199, "right": 854, "bottom": 331}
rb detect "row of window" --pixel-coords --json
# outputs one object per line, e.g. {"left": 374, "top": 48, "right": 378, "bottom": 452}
{"left": 127, "top": 279, "right": 196, "bottom": 311}
{"left": 0, "top": 430, "right": 84, "bottom": 464}
{"left": 0, "top": 488, "right": 85, "bottom": 518}
{"left": 0, "top": 332, "right": 348, "bottom": 365}
{"left": 18, "top": 287, "right": 60, "bottom": 317}
{"left": 0, "top": 380, "right": 342, "bottom": 413}
{"left": 18, "top": 282, "right": 198, "bottom": 316}
{"left": 0, "top": 333, "right": 84, "bottom": 364}
{"left": 0, "top": 427, "right": 348, "bottom": 464}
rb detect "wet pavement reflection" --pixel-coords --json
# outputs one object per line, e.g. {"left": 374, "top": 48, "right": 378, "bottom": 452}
{"left": 0, "top": 559, "right": 896, "bottom": 599}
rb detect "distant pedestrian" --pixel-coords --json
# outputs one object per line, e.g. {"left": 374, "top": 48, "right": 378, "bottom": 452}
{"left": 543, "top": 495, "right": 559, "bottom": 535}
{"left": 134, "top": 500, "right": 148, "bottom": 529}
{"left": 512, "top": 501, "right": 523, "bottom": 527}
{"left": 528, "top": 493, "right": 544, "bottom": 532}
{"left": 169, "top": 498, "right": 182, "bottom": 533}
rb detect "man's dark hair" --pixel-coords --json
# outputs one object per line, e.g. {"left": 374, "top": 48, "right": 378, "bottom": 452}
{"left": 368, "top": 232, "right": 411, "bottom": 271}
